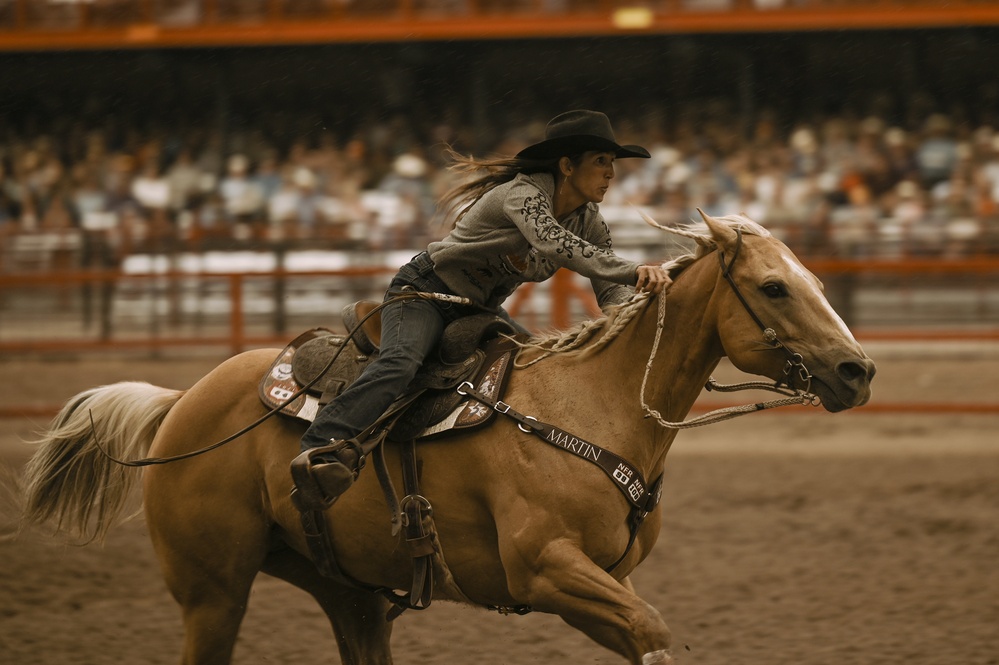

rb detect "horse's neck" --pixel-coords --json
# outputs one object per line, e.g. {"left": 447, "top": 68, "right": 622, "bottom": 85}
{"left": 535, "top": 271, "right": 722, "bottom": 479}
{"left": 651, "top": 293, "right": 721, "bottom": 405}
{"left": 613, "top": 287, "right": 722, "bottom": 465}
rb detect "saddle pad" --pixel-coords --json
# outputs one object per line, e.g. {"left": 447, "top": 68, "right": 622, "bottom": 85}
{"left": 258, "top": 328, "right": 333, "bottom": 422}
{"left": 416, "top": 349, "right": 513, "bottom": 438}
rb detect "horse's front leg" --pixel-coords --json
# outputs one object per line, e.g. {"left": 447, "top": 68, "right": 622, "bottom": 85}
{"left": 499, "top": 535, "right": 673, "bottom": 664}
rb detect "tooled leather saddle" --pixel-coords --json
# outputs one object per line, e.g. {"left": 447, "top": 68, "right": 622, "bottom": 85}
{"left": 258, "top": 301, "right": 522, "bottom": 441}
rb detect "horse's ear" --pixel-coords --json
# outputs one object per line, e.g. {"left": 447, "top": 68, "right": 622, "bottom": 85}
{"left": 697, "top": 208, "right": 739, "bottom": 250}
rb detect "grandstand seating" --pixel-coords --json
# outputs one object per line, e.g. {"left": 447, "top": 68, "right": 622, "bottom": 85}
{"left": 2, "top": 1, "right": 999, "bottom": 275}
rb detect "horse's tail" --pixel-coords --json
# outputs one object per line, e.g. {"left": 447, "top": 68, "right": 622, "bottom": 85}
{"left": 20, "top": 381, "right": 183, "bottom": 543}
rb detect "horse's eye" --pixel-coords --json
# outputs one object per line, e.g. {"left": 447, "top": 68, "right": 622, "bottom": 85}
{"left": 762, "top": 283, "right": 786, "bottom": 298}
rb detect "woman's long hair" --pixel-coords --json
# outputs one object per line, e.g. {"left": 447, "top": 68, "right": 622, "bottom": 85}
{"left": 435, "top": 144, "right": 579, "bottom": 230}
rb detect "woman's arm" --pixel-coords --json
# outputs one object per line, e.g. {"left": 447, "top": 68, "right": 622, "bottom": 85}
{"left": 503, "top": 181, "right": 639, "bottom": 286}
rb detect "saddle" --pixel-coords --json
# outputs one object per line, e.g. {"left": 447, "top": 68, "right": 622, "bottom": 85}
{"left": 259, "top": 300, "right": 522, "bottom": 441}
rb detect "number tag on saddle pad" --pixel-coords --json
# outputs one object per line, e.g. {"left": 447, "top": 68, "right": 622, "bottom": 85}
{"left": 258, "top": 328, "right": 347, "bottom": 423}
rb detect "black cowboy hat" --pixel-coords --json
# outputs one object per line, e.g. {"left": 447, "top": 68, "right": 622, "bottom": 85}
{"left": 516, "top": 110, "right": 651, "bottom": 161}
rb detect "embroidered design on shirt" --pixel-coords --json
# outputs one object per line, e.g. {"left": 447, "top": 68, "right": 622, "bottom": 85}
{"left": 521, "top": 194, "right": 609, "bottom": 262}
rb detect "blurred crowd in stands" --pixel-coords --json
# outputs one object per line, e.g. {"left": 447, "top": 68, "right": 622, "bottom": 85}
{"left": 2, "top": 102, "right": 999, "bottom": 274}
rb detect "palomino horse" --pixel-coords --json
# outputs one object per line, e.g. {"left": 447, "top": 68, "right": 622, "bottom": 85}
{"left": 20, "top": 212, "right": 874, "bottom": 665}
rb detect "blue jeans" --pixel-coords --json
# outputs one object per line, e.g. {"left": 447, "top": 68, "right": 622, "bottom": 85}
{"left": 300, "top": 252, "right": 482, "bottom": 451}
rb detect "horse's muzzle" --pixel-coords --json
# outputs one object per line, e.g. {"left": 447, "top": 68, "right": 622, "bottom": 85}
{"left": 812, "top": 356, "right": 876, "bottom": 412}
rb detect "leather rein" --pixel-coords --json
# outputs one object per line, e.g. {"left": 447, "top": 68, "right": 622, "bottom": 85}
{"left": 90, "top": 290, "right": 478, "bottom": 468}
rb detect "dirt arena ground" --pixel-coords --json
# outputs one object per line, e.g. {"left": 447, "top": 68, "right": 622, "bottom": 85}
{"left": 1, "top": 342, "right": 997, "bottom": 664}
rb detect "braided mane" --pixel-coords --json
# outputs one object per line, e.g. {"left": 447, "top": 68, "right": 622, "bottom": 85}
{"left": 514, "top": 213, "right": 770, "bottom": 367}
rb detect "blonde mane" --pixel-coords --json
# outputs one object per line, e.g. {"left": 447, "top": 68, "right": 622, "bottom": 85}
{"left": 514, "top": 213, "right": 770, "bottom": 367}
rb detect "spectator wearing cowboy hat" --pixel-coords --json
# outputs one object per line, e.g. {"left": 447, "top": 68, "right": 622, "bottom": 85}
{"left": 293, "top": 110, "right": 672, "bottom": 503}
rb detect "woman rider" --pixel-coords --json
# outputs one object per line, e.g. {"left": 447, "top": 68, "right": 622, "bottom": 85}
{"left": 293, "top": 109, "right": 672, "bottom": 503}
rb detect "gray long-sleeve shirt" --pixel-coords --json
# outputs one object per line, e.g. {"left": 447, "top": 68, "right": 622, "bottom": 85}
{"left": 427, "top": 172, "right": 639, "bottom": 310}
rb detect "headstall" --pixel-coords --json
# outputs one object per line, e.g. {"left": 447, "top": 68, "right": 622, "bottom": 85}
{"left": 717, "top": 228, "right": 814, "bottom": 394}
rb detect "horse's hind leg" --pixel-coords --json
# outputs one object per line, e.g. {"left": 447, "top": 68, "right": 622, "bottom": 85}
{"left": 175, "top": 584, "right": 254, "bottom": 665}
{"left": 262, "top": 547, "right": 394, "bottom": 665}
{"left": 151, "top": 524, "right": 267, "bottom": 665}
{"left": 145, "top": 469, "right": 273, "bottom": 664}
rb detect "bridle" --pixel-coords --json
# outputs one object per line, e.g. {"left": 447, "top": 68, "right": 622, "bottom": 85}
{"left": 717, "top": 228, "right": 813, "bottom": 395}
{"left": 639, "top": 228, "right": 820, "bottom": 430}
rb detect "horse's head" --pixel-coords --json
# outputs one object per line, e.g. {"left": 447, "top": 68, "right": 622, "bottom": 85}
{"left": 698, "top": 210, "right": 875, "bottom": 412}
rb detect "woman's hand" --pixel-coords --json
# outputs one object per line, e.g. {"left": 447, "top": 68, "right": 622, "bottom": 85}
{"left": 635, "top": 265, "right": 672, "bottom": 294}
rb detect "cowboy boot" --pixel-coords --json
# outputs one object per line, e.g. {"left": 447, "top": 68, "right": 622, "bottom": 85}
{"left": 290, "top": 439, "right": 363, "bottom": 510}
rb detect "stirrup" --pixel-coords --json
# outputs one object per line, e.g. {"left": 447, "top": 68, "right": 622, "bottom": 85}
{"left": 290, "top": 442, "right": 360, "bottom": 512}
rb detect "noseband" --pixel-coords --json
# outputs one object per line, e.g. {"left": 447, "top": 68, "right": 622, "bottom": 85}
{"left": 717, "top": 228, "right": 813, "bottom": 393}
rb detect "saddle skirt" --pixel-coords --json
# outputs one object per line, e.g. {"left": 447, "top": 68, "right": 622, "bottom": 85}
{"left": 259, "top": 324, "right": 518, "bottom": 441}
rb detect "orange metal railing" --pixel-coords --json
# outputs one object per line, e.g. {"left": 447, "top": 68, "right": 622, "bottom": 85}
{"left": 2, "top": 0, "right": 999, "bottom": 50}
{"left": 1, "top": 258, "right": 997, "bottom": 356}
{"left": 1, "top": 260, "right": 997, "bottom": 418}
{"left": 0, "top": 265, "right": 392, "bottom": 355}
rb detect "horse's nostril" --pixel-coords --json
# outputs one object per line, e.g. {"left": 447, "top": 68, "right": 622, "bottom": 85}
{"left": 838, "top": 359, "right": 875, "bottom": 383}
